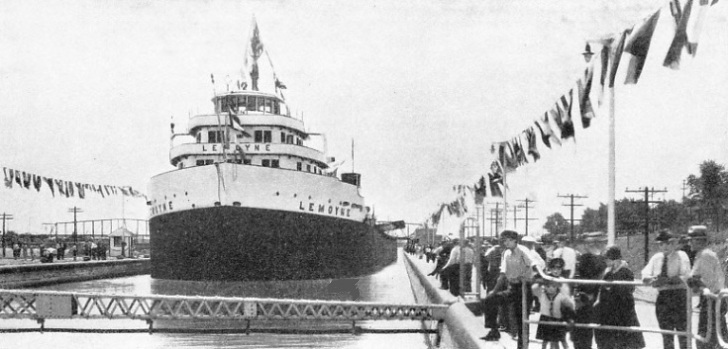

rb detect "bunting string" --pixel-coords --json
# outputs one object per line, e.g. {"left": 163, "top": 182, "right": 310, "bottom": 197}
{"left": 2, "top": 166, "right": 147, "bottom": 201}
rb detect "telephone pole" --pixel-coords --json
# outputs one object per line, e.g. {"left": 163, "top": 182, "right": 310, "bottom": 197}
{"left": 626, "top": 187, "right": 667, "bottom": 263}
{"left": 516, "top": 198, "right": 538, "bottom": 236}
{"left": 0, "top": 213, "right": 13, "bottom": 258}
{"left": 558, "top": 193, "right": 588, "bottom": 244}
{"left": 68, "top": 207, "right": 83, "bottom": 245}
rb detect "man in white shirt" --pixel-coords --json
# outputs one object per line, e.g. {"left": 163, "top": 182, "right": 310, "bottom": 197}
{"left": 687, "top": 227, "right": 727, "bottom": 349}
{"left": 642, "top": 230, "right": 691, "bottom": 349}
{"left": 552, "top": 237, "right": 576, "bottom": 278}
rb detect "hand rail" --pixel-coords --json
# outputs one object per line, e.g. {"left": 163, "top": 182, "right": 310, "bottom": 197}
{"left": 521, "top": 268, "right": 702, "bottom": 349}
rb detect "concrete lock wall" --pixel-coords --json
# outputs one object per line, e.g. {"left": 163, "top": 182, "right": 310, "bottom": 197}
{"left": 403, "top": 253, "right": 490, "bottom": 349}
{"left": 0, "top": 259, "right": 151, "bottom": 289}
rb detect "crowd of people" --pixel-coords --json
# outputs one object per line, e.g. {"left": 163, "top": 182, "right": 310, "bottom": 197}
{"left": 407, "top": 226, "right": 728, "bottom": 349}
{"left": 4, "top": 238, "right": 109, "bottom": 263}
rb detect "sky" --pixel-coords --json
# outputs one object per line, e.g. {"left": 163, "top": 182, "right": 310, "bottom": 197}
{"left": 0, "top": 0, "right": 726, "bottom": 237}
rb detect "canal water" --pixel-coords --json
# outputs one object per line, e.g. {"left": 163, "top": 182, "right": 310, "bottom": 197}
{"left": 0, "top": 249, "right": 432, "bottom": 348}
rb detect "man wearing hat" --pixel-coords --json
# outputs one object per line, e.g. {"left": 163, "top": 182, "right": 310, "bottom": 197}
{"left": 642, "top": 229, "right": 691, "bottom": 349}
{"left": 687, "top": 227, "right": 727, "bottom": 349}
{"left": 481, "top": 230, "right": 539, "bottom": 349}
{"left": 572, "top": 232, "right": 608, "bottom": 349}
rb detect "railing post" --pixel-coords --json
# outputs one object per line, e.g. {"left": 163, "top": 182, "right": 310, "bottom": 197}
{"left": 522, "top": 282, "right": 530, "bottom": 348}
{"left": 687, "top": 284, "right": 693, "bottom": 349}
{"left": 716, "top": 292, "right": 728, "bottom": 349}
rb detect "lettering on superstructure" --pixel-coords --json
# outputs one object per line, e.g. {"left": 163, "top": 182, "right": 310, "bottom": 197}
{"left": 201, "top": 144, "right": 271, "bottom": 153}
{"left": 298, "top": 200, "right": 351, "bottom": 217}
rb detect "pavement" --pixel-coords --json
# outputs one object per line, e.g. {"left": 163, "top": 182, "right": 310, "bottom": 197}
{"left": 405, "top": 253, "right": 703, "bottom": 349}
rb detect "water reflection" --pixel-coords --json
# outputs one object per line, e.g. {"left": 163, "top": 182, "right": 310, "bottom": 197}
{"left": 2, "top": 250, "right": 427, "bottom": 348}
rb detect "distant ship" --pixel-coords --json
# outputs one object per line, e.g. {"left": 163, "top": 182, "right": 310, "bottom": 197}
{"left": 147, "top": 20, "right": 397, "bottom": 281}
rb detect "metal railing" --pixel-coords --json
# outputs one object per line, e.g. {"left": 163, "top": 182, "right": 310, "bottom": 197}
{"left": 520, "top": 271, "right": 728, "bottom": 349}
{"left": 0, "top": 288, "right": 447, "bottom": 334}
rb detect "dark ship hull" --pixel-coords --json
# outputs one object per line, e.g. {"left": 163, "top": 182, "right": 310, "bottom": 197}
{"left": 150, "top": 206, "right": 398, "bottom": 281}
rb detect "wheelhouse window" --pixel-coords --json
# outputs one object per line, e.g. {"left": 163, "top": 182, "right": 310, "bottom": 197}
{"left": 306, "top": 164, "right": 311, "bottom": 172}
{"left": 208, "top": 130, "right": 223, "bottom": 143}
{"left": 196, "top": 133, "right": 201, "bottom": 143}
{"left": 297, "top": 162, "right": 302, "bottom": 171}
{"left": 254, "top": 130, "right": 263, "bottom": 143}
{"left": 271, "top": 159, "right": 280, "bottom": 168}
{"left": 280, "top": 132, "right": 286, "bottom": 143}
{"left": 263, "top": 131, "right": 272, "bottom": 143}
{"left": 287, "top": 135, "right": 294, "bottom": 144}
{"left": 262, "top": 159, "right": 270, "bottom": 167}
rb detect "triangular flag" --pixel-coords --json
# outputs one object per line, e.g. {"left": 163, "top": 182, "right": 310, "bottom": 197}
{"left": 624, "top": 10, "right": 661, "bottom": 84}
{"left": 43, "top": 177, "right": 55, "bottom": 197}
{"left": 664, "top": 0, "right": 694, "bottom": 69}
{"left": 608, "top": 29, "right": 630, "bottom": 87}
{"left": 560, "top": 90, "right": 575, "bottom": 140}
{"left": 577, "top": 63, "right": 595, "bottom": 128}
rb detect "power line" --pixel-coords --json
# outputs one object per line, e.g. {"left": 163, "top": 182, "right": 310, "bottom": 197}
{"left": 0, "top": 213, "right": 14, "bottom": 258}
{"left": 515, "top": 198, "right": 538, "bottom": 236}
{"left": 557, "top": 193, "right": 587, "bottom": 244}
{"left": 626, "top": 187, "right": 667, "bottom": 263}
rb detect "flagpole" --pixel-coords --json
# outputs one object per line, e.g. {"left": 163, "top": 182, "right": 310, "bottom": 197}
{"left": 607, "top": 85, "right": 616, "bottom": 246}
{"left": 502, "top": 146, "right": 507, "bottom": 231}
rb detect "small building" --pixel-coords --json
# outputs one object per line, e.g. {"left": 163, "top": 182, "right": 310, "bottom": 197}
{"left": 109, "top": 227, "right": 134, "bottom": 258}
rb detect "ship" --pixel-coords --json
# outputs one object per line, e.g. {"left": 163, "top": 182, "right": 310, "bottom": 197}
{"left": 147, "top": 21, "right": 398, "bottom": 281}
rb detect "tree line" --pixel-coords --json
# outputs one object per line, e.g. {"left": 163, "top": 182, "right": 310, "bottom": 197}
{"left": 543, "top": 160, "right": 728, "bottom": 238}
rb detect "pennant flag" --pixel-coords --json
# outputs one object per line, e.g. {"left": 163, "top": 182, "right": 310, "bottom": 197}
{"left": 488, "top": 172, "right": 503, "bottom": 198}
{"left": 32, "top": 174, "right": 42, "bottom": 191}
{"left": 609, "top": 29, "right": 630, "bottom": 87}
{"left": 664, "top": 0, "right": 712, "bottom": 69}
{"left": 536, "top": 112, "right": 562, "bottom": 147}
{"left": 598, "top": 40, "right": 612, "bottom": 106}
{"left": 664, "top": 0, "right": 693, "bottom": 69}
{"left": 228, "top": 107, "right": 246, "bottom": 132}
{"left": 512, "top": 137, "right": 529, "bottom": 166}
{"left": 4, "top": 168, "right": 13, "bottom": 188}
{"left": 577, "top": 64, "right": 595, "bottom": 128}
{"left": 475, "top": 176, "right": 487, "bottom": 204}
{"left": 55, "top": 179, "right": 65, "bottom": 196}
{"left": 525, "top": 127, "right": 541, "bottom": 161}
{"left": 14, "top": 170, "right": 21, "bottom": 186}
{"left": 560, "top": 90, "right": 576, "bottom": 140}
{"left": 498, "top": 143, "right": 519, "bottom": 172}
{"left": 534, "top": 120, "right": 551, "bottom": 148}
{"left": 76, "top": 182, "right": 85, "bottom": 199}
{"left": 43, "top": 177, "right": 55, "bottom": 197}
{"left": 66, "top": 181, "right": 74, "bottom": 197}
{"left": 275, "top": 78, "right": 287, "bottom": 89}
{"left": 624, "top": 10, "right": 661, "bottom": 84}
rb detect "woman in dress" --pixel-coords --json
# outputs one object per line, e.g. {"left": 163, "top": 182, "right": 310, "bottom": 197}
{"left": 594, "top": 246, "right": 645, "bottom": 349}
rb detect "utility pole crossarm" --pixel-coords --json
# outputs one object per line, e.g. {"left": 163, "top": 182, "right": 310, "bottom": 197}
{"left": 625, "top": 187, "right": 668, "bottom": 263}
{"left": 557, "top": 193, "right": 588, "bottom": 245}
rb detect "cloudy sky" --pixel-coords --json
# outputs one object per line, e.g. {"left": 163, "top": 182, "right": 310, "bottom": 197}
{"left": 0, "top": 0, "right": 726, "bottom": 236}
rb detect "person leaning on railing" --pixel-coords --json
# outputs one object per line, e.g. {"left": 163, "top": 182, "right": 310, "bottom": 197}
{"left": 572, "top": 232, "right": 608, "bottom": 349}
{"left": 480, "top": 230, "right": 537, "bottom": 349}
{"left": 686, "top": 227, "right": 728, "bottom": 349}
{"left": 641, "top": 229, "right": 691, "bottom": 349}
{"left": 594, "top": 246, "right": 645, "bottom": 349}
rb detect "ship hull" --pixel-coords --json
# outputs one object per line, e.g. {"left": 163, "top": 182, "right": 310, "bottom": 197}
{"left": 150, "top": 206, "right": 397, "bottom": 281}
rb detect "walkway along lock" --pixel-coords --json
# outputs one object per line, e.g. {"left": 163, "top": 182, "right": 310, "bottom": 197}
{"left": 521, "top": 270, "right": 728, "bottom": 349}
{"left": 0, "top": 289, "right": 448, "bottom": 336}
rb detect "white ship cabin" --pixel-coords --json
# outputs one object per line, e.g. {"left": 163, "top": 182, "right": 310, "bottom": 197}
{"left": 170, "top": 90, "right": 349, "bottom": 181}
